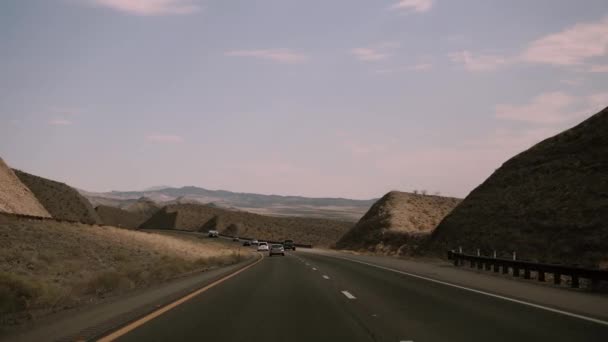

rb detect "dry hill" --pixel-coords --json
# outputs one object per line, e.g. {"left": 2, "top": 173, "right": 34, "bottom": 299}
{"left": 125, "top": 197, "right": 161, "bottom": 217}
{"left": 335, "top": 191, "right": 460, "bottom": 254}
{"left": 140, "top": 203, "right": 353, "bottom": 247}
{"left": 0, "top": 159, "right": 50, "bottom": 218}
{"left": 13, "top": 169, "right": 101, "bottom": 224}
{"left": 429, "top": 107, "right": 608, "bottom": 267}
{"left": 95, "top": 205, "right": 146, "bottom": 229}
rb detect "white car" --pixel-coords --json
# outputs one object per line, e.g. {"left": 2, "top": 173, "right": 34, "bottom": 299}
{"left": 257, "top": 242, "right": 269, "bottom": 252}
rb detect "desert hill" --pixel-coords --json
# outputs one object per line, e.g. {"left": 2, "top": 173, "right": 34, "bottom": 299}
{"left": 14, "top": 169, "right": 101, "bottom": 224}
{"left": 0, "top": 158, "right": 51, "bottom": 218}
{"left": 335, "top": 191, "right": 460, "bottom": 254}
{"left": 140, "top": 203, "right": 353, "bottom": 247}
{"left": 429, "top": 107, "right": 608, "bottom": 267}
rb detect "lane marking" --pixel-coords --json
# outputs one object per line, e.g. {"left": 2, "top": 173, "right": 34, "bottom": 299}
{"left": 312, "top": 267, "right": 317, "bottom": 271}
{"left": 328, "top": 255, "right": 608, "bottom": 327}
{"left": 322, "top": 275, "right": 330, "bottom": 280}
{"left": 341, "top": 290, "right": 356, "bottom": 299}
{"left": 98, "top": 255, "right": 264, "bottom": 341}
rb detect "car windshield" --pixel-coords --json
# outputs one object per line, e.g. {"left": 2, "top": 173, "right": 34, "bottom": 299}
{"left": 3, "top": 1, "right": 607, "bottom": 341}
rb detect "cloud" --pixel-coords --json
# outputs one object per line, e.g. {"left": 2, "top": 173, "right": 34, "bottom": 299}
{"left": 448, "top": 50, "right": 510, "bottom": 72}
{"left": 559, "top": 79, "right": 583, "bottom": 86}
{"left": 351, "top": 48, "right": 390, "bottom": 62}
{"left": 146, "top": 134, "right": 184, "bottom": 143}
{"left": 49, "top": 118, "right": 73, "bottom": 126}
{"left": 390, "top": 0, "right": 433, "bottom": 12}
{"left": 588, "top": 64, "right": 608, "bottom": 73}
{"left": 521, "top": 16, "right": 608, "bottom": 66}
{"left": 224, "top": 49, "right": 308, "bottom": 64}
{"left": 495, "top": 91, "right": 607, "bottom": 125}
{"left": 90, "top": 0, "right": 200, "bottom": 16}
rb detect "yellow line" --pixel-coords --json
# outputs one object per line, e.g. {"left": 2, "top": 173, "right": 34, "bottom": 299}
{"left": 97, "top": 255, "right": 264, "bottom": 342}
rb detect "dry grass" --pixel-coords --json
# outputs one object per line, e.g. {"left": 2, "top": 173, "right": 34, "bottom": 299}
{"left": 335, "top": 191, "right": 461, "bottom": 254}
{"left": 0, "top": 215, "right": 244, "bottom": 325}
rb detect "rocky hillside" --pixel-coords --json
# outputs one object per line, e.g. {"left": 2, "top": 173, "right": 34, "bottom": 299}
{"left": 335, "top": 191, "right": 460, "bottom": 254}
{"left": 14, "top": 170, "right": 101, "bottom": 224}
{"left": 0, "top": 158, "right": 50, "bottom": 218}
{"left": 140, "top": 203, "right": 353, "bottom": 247}
{"left": 429, "top": 107, "right": 608, "bottom": 267}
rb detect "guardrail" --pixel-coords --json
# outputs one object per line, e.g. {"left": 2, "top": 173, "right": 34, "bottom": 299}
{"left": 447, "top": 250, "right": 608, "bottom": 289}
{"left": 218, "top": 233, "right": 313, "bottom": 249}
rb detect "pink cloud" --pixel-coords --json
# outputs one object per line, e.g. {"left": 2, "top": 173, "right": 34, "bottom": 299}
{"left": 390, "top": 0, "right": 434, "bottom": 13}
{"left": 49, "top": 118, "right": 73, "bottom": 126}
{"left": 91, "top": 0, "right": 200, "bottom": 15}
{"left": 351, "top": 48, "right": 390, "bottom": 62}
{"left": 448, "top": 50, "right": 510, "bottom": 72}
{"left": 521, "top": 16, "right": 608, "bottom": 65}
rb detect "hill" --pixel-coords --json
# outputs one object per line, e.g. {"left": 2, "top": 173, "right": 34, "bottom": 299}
{"left": 140, "top": 203, "right": 353, "bottom": 247}
{"left": 124, "top": 197, "right": 161, "bottom": 217}
{"left": 0, "top": 158, "right": 50, "bottom": 218}
{"left": 95, "top": 205, "right": 146, "bottom": 229}
{"left": 13, "top": 169, "right": 101, "bottom": 224}
{"left": 80, "top": 187, "right": 376, "bottom": 222}
{"left": 429, "top": 107, "right": 608, "bottom": 267}
{"left": 335, "top": 191, "right": 460, "bottom": 254}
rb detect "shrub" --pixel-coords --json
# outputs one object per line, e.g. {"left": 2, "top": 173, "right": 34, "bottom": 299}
{"left": 0, "top": 272, "right": 41, "bottom": 315}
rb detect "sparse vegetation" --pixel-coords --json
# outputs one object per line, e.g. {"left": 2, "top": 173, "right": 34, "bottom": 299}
{"left": 335, "top": 191, "right": 461, "bottom": 254}
{"left": 0, "top": 215, "right": 246, "bottom": 325}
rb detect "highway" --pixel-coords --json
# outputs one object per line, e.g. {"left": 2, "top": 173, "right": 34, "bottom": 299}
{"left": 107, "top": 250, "right": 608, "bottom": 342}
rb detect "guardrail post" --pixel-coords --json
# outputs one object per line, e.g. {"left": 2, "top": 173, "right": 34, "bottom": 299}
{"left": 554, "top": 273, "right": 561, "bottom": 285}
{"left": 524, "top": 268, "right": 531, "bottom": 279}
{"left": 538, "top": 271, "right": 545, "bottom": 282}
{"left": 571, "top": 275, "right": 579, "bottom": 288}
{"left": 477, "top": 249, "right": 480, "bottom": 256}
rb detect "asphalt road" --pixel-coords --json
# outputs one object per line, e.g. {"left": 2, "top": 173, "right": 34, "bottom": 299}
{"left": 113, "top": 250, "right": 608, "bottom": 342}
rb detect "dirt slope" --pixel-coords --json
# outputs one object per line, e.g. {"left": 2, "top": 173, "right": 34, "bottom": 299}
{"left": 429, "top": 107, "right": 608, "bottom": 267}
{"left": 140, "top": 203, "right": 353, "bottom": 247}
{"left": 124, "top": 197, "right": 160, "bottom": 217}
{"left": 13, "top": 170, "right": 101, "bottom": 224}
{"left": 0, "top": 159, "right": 50, "bottom": 218}
{"left": 335, "top": 191, "right": 460, "bottom": 254}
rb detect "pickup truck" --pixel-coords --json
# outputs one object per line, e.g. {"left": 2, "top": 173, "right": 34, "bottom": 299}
{"left": 283, "top": 239, "right": 296, "bottom": 251}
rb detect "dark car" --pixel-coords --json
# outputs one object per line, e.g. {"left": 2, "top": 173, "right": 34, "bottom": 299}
{"left": 283, "top": 239, "right": 295, "bottom": 251}
{"left": 243, "top": 240, "right": 251, "bottom": 246}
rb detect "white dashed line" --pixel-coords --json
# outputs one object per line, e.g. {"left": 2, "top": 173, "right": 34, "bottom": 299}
{"left": 312, "top": 267, "right": 317, "bottom": 271}
{"left": 322, "top": 275, "right": 330, "bottom": 280}
{"left": 341, "top": 290, "right": 356, "bottom": 299}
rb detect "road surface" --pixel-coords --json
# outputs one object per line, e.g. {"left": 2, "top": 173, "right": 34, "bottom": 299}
{"left": 109, "top": 250, "right": 608, "bottom": 342}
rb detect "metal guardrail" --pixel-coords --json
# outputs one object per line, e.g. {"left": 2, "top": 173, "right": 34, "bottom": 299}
{"left": 218, "top": 233, "right": 313, "bottom": 249}
{"left": 447, "top": 250, "right": 608, "bottom": 289}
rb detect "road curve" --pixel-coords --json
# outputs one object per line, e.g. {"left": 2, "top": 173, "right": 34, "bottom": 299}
{"left": 108, "top": 250, "right": 608, "bottom": 342}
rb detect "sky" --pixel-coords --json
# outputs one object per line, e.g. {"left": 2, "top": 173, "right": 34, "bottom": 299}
{"left": 1, "top": 0, "right": 607, "bottom": 199}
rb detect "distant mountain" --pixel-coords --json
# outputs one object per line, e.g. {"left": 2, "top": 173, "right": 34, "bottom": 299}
{"left": 80, "top": 187, "right": 377, "bottom": 222}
